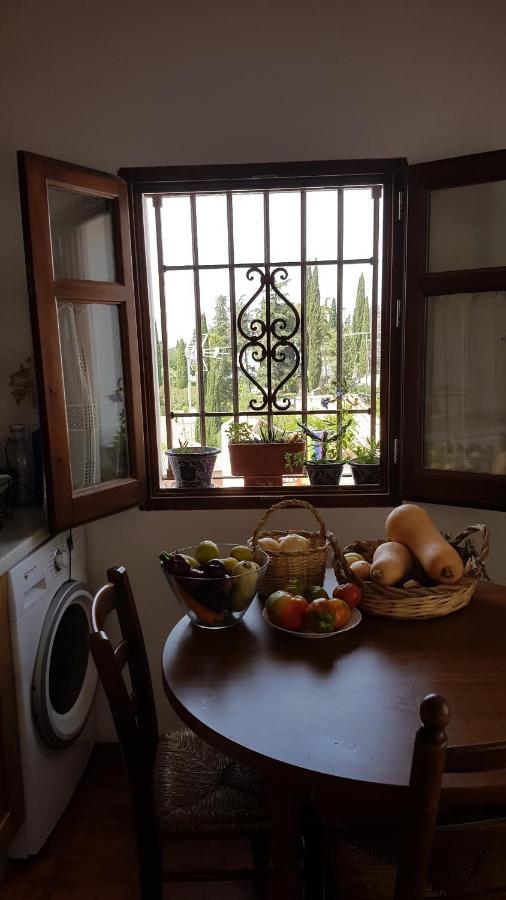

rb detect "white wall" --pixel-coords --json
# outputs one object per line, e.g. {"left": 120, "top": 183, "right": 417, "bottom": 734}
{"left": 2, "top": 0, "right": 506, "bottom": 425}
{"left": 1, "top": 0, "right": 505, "bottom": 735}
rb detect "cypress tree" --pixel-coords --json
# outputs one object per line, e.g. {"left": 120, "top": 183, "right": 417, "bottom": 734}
{"left": 175, "top": 338, "right": 188, "bottom": 389}
{"left": 329, "top": 296, "right": 337, "bottom": 330}
{"left": 307, "top": 266, "right": 323, "bottom": 391}
{"left": 351, "top": 273, "right": 371, "bottom": 380}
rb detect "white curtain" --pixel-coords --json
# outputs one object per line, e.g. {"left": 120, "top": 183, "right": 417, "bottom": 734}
{"left": 58, "top": 303, "right": 101, "bottom": 490}
{"left": 424, "top": 293, "right": 506, "bottom": 474}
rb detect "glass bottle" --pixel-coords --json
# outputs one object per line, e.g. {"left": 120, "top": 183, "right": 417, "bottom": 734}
{"left": 6, "top": 425, "right": 33, "bottom": 506}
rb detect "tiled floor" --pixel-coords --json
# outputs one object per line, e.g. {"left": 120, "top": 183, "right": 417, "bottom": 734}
{"left": 1, "top": 745, "right": 258, "bottom": 899}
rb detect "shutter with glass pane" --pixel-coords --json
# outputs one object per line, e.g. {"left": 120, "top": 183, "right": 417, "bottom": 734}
{"left": 403, "top": 150, "right": 506, "bottom": 510}
{"left": 18, "top": 152, "right": 146, "bottom": 530}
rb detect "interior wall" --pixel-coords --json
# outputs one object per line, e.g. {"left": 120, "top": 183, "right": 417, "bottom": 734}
{"left": 2, "top": 0, "right": 506, "bottom": 426}
{"left": 1, "top": 0, "right": 505, "bottom": 737}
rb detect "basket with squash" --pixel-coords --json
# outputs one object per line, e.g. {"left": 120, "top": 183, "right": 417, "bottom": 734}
{"left": 331, "top": 504, "right": 490, "bottom": 620}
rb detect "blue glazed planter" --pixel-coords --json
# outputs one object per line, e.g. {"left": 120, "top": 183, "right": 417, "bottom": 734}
{"left": 166, "top": 447, "right": 219, "bottom": 488}
{"left": 304, "top": 461, "right": 344, "bottom": 486}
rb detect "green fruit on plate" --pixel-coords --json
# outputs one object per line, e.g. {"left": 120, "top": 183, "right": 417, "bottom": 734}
{"left": 195, "top": 540, "right": 221, "bottom": 564}
{"left": 222, "top": 556, "right": 239, "bottom": 575}
{"left": 285, "top": 576, "right": 306, "bottom": 596}
{"left": 230, "top": 544, "right": 254, "bottom": 562}
{"left": 305, "top": 585, "right": 329, "bottom": 602}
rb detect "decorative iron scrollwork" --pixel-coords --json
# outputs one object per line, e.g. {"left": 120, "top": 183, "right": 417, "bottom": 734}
{"left": 237, "top": 266, "right": 300, "bottom": 412}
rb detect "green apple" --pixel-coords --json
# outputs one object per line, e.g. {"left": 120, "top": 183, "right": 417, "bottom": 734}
{"left": 221, "top": 556, "right": 239, "bottom": 575}
{"left": 195, "top": 540, "right": 221, "bottom": 565}
{"left": 181, "top": 554, "right": 199, "bottom": 569}
{"left": 230, "top": 560, "right": 260, "bottom": 609}
{"left": 230, "top": 544, "right": 254, "bottom": 562}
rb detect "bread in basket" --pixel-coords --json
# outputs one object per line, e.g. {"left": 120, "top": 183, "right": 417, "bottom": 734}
{"left": 250, "top": 499, "right": 331, "bottom": 598}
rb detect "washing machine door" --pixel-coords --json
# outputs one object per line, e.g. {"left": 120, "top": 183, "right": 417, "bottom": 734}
{"left": 32, "top": 581, "right": 98, "bottom": 748}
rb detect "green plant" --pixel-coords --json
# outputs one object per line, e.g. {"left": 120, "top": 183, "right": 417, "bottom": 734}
{"left": 171, "top": 440, "right": 190, "bottom": 454}
{"left": 226, "top": 421, "right": 302, "bottom": 444}
{"left": 298, "top": 420, "right": 352, "bottom": 463}
{"left": 352, "top": 437, "right": 380, "bottom": 464}
{"left": 284, "top": 450, "right": 305, "bottom": 472}
{"left": 226, "top": 422, "right": 255, "bottom": 443}
{"left": 9, "top": 354, "right": 37, "bottom": 408}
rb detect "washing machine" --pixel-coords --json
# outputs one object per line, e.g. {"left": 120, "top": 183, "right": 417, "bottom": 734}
{"left": 7, "top": 527, "right": 97, "bottom": 857}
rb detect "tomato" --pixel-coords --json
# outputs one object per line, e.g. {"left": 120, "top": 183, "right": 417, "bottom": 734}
{"left": 305, "top": 598, "right": 336, "bottom": 634}
{"left": 266, "top": 593, "right": 308, "bottom": 631}
{"left": 332, "top": 582, "right": 362, "bottom": 608}
{"left": 328, "top": 597, "right": 351, "bottom": 629}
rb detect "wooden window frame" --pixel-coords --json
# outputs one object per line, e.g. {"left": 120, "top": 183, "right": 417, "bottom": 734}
{"left": 403, "top": 149, "right": 506, "bottom": 512}
{"left": 122, "top": 158, "right": 405, "bottom": 510}
{"left": 18, "top": 152, "right": 146, "bottom": 531}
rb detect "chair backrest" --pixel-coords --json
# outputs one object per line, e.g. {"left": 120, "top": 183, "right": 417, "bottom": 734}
{"left": 395, "top": 694, "right": 506, "bottom": 900}
{"left": 89, "top": 566, "right": 159, "bottom": 830}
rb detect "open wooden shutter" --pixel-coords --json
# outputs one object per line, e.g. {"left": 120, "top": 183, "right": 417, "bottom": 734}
{"left": 18, "top": 152, "right": 146, "bottom": 531}
{"left": 403, "top": 150, "right": 506, "bottom": 510}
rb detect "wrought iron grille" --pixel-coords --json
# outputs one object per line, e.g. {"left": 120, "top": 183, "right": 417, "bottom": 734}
{"left": 146, "top": 184, "right": 384, "bottom": 480}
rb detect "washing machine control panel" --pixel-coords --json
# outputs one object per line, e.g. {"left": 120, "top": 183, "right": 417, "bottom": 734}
{"left": 50, "top": 545, "right": 69, "bottom": 575}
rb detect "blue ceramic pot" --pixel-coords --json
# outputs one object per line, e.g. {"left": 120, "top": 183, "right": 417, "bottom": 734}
{"left": 166, "top": 447, "right": 219, "bottom": 488}
{"left": 304, "top": 461, "right": 344, "bottom": 486}
{"left": 349, "top": 461, "right": 380, "bottom": 485}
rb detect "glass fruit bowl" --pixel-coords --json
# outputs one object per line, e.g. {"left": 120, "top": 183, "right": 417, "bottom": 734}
{"left": 160, "top": 543, "right": 269, "bottom": 629}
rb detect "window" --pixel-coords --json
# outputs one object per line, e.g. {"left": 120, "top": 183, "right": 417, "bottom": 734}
{"left": 18, "top": 152, "right": 146, "bottom": 531}
{"left": 125, "top": 160, "right": 404, "bottom": 508}
{"left": 21, "top": 150, "right": 503, "bottom": 527}
{"left": 403, "top": 150, "right": 506, "bottom": 511}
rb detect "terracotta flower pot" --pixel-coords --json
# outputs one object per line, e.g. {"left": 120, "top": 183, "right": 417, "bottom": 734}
{"left": 228, "top": 441, "right": 305, "bottom": 487}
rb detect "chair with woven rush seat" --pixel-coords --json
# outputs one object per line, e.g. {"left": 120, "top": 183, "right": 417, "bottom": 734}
{"left": 89, "top": 565, "right": 270, "bottom": 900}
{"left": 327, "top": 694, "right": 506, "bottom": 900}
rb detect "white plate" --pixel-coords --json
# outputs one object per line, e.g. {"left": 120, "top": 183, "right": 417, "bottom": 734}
{"left": 262, "top": 605, "right": 362, "bottom": 638}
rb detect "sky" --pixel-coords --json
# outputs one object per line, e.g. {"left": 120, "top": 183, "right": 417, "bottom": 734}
{"left": 144, "top": 186, "right": 383, "bottom": 347}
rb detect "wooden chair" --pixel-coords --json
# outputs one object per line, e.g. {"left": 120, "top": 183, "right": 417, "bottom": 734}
{"left": 327, "top": 693, "right": 506, "bottom": 899}
{"left": 89, "top": 565, "right": 270, "bottom": 900}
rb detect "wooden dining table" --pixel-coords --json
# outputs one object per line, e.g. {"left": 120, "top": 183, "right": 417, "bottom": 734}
{"left": 162, "top": 579, "right": 506, "bottom": 896}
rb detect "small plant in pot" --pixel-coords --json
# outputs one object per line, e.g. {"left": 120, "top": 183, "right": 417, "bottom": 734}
{"left": 349, "top": 437, "right": 380, "bottom": 485}
{"left": 166, "top": 441, "right": 220, "bottom": 489}
{"left": 226, "top": 422, "right": 305, "bottom": 487}
{"left": 298, "top": 420, "right": 352, "bottom": 486}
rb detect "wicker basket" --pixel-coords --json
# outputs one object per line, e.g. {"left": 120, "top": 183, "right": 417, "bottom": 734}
{"left": 330, "top": 524, "right": 490, "bottom": 621}
{"left": 251, "top": 499, "right": 330, "bottom": 598}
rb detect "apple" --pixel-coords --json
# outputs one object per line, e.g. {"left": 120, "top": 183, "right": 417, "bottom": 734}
{"left": 221, "top": 556, "right": 240, "bottom": 575}
{"left": 332, "top": 582, "right": 362, "bottom": 608}
{"left": 230, "top": 545, "right": 254, "bottom": 562}
{"left": 195, "top": 540, "right": 221, "bottom": 564}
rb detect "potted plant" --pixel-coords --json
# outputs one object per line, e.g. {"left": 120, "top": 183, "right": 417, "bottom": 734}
{"left": 165, "top": 441, "right": 220, "bottom": 489}
{"left": 349, "top": 437, "right": 380, "bottom": 485}
{"left": 298, "top": 420, "right": 352, "bottom": 486}
{"left": 226, "top": 422, "right": 305, "bottom": 487}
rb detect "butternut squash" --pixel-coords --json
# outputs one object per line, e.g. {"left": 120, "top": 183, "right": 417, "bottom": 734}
{"left": 370, "top": 542, "right": 413, "bottom": 586}
{"left": 385, "top": 504, "right": 464, "bottom": 584}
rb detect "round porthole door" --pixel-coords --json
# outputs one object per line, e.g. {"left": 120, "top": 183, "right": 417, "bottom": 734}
{"left": 32, "top": 581, "right": 98, "bottom": 748}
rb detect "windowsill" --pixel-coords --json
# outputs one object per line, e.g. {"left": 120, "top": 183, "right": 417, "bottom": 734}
{"left": 142, "top": 474, "right": 396, "bottom": 510}
{"left": 162, "top": 470, "right": 361, "bottom": 489}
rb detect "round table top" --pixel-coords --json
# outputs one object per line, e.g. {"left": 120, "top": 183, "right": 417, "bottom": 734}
{"left": 162, "top": 580, "right": 506, "bottom": 793}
